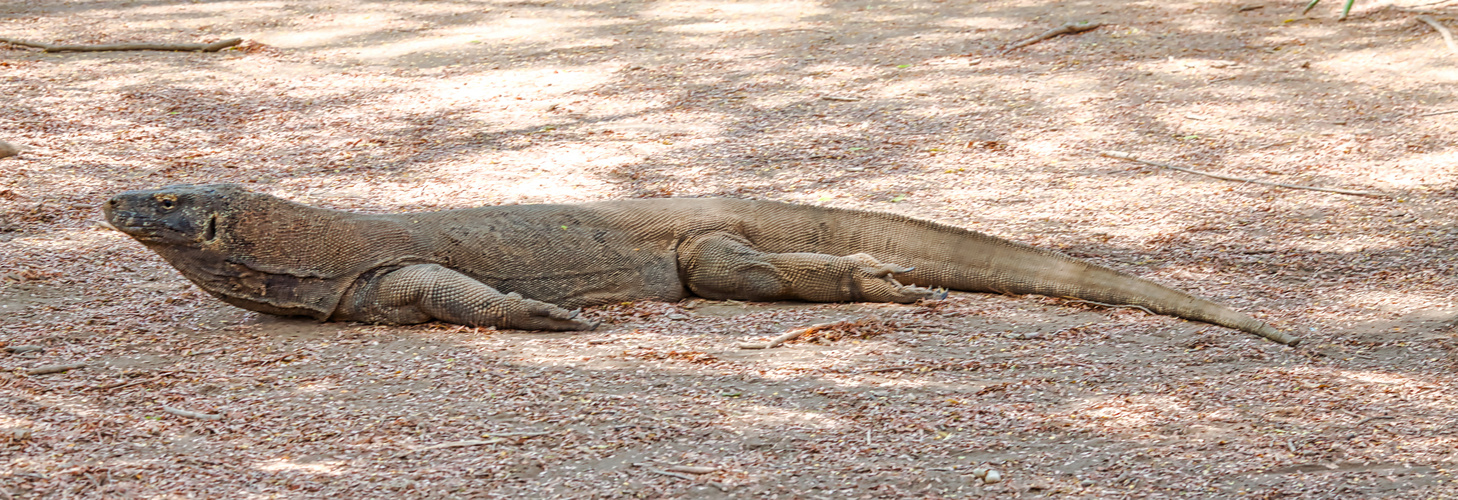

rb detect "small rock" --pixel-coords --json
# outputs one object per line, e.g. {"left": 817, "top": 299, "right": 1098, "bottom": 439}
{"left": 1080, "top": 479, "right": 1095, "bottom": 487}
{"left": 742, "top": 436, "right": 773, "bottom": 450}
{"left": 971, "top": 468, "right": 988, "bottom": 479}
{"left": 982, "top": 470, "right": 1002, "bottom": 484}
{"left": 666, "top": 313, "right": 688, "bottom": 321}
{"left": 6, "top": 427, "right": 32, "bottom": 441}
{"left": 0, "top": 140, "right": 19, "bottom": 159}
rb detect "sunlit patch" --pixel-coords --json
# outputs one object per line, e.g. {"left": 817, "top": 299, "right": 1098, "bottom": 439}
{"left": 127, "top": 0, "right": 287, "bottom": 16}
{"left": 1340, "top": 370, "right": 1428, "bottom": 386}
{"left": 724, "top": 406, "right": 847, "bottom": 430}
{"left": 1073, "top": 394, "right": 1196, "bottom": 429}
{"left": 255, "top": 458, "right": 347, "bottom": 475}
{"left": 1339, "top": 290, "right": 1451, "bottom": 315}
{"left": 434, "top": 15, "right": 619, "bottom": 45}
{"left": 643, "top": 0, "right": 829, "bottom": 23}
{"left": 937, "top": 17, "right": 1025, "bottom": 31}
{"left": 255, "top": 24, "right": 384, "bottom": 49}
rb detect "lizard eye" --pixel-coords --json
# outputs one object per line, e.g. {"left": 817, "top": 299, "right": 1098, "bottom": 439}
{"left": 160, "top": 199, "right": 175, "bottom": 209}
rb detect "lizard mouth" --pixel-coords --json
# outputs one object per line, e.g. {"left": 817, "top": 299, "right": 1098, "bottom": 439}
{"left": 105, "top": 211, "right": 185, "bottom": 243}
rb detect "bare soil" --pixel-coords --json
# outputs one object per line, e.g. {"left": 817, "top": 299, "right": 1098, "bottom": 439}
{"left": 4, "top": 0, "right": 1458, "bottom": 497}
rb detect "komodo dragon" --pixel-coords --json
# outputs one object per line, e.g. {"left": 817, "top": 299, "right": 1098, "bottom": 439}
{"left": 102, "top": 184, "right": 1299, "bottom": 345}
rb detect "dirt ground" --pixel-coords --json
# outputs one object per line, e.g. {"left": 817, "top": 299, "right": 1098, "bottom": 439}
{"left": 4, "top": 0, "right": 1458, "bottom": 497}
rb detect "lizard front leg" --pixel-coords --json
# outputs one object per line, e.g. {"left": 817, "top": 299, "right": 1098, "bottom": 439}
{"left": 678, "top": 234, "right": 944, "bottom": 303}
{"left": 335, "top": 264, "right": 598, "bottom": 331}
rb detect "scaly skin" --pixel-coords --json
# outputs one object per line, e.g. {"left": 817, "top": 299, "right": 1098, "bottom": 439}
{"left": 103, "top": 184, "right": 1298, "bottom": 345}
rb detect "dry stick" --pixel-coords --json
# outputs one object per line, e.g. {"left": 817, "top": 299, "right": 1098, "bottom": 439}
{"left": 855, "top": 364, "right": 941, "bottom": 374}
{"left": 1417, "top": 16, "right": 1458, "bottom": 56}
{"left": 1419, "top": 109, "right": 1458, "bottom": 117}
{"left": 649, "top": 469, "right": 697, "bottom": 481}
{"left": 0, "top": 37, "right": 242, "bottom": 53}
{"left": 162, "top": 406, "right": 223, "bottom": 421}
{"left": 1099, "top": 150, "right": 1392, "bottom": 198}
{"left": 0, "top": 140, "right": 20, "bottom": 159}
{"left": 1001, "top": 22, "right": 1101, "bottom": 54}
{"left": 738, "top": 322, "right": 835, "bottom": 349}
{"left": 665, "top": 465, "right": 719, "bottom": 474}
{"left": 394, "top": 431, "right": 550, "bottom": 458}
{"left": 26, "top": 363, "right": 86, "bottom": 376}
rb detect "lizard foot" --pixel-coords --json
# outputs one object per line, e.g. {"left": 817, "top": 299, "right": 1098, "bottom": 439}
{"left": 844, "top": 254, "right": 941, "bottom": 304}
{"left": 506, "top": 293, "right": 599, "bottom": 331}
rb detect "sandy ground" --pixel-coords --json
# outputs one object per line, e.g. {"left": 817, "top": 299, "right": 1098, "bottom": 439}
{"left": 4, "top": 0, "right": 1458, "bottom": 497}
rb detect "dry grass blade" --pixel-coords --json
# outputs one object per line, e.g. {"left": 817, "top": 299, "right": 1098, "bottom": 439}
{"left": 737, "top": 323, "right": 828, "bottom": 349}
{"left": 394, "top": 431, "right": 550, "bottom": 458}
{"left": 665, "top": 465, "right": 718, "bottom": 474}
{"left": 161, "top": 406, "right": 222, "bottom": 421}
{"left": 1417, "top": 16, "right": 1458, "bottom": 56}
{"left": 1100, "top": 150, "right": 1392, "bottom": 197}
{"left": 1001, "top": 21, "right": 1101, "bottom": 53}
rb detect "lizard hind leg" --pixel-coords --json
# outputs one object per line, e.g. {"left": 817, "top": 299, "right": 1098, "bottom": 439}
{"left": 678, "top": 235, "right": 942, "bottom": 304}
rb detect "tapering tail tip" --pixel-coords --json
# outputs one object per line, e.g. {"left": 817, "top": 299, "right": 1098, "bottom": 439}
{"left": 1256, "top": 324, "right": 1300, "bottom": 346}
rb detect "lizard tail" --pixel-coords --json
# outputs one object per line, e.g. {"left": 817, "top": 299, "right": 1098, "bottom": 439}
{"left": 751, "top": 204, "right": 1299, "bottom": 345}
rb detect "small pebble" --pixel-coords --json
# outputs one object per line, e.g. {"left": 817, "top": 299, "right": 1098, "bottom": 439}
{"left": 1080, "top": 479, "right": 1095, "bottom": 487}
{"left": 971, "top": 468, "right": 988, "bottom": 479}
{"left": 982, "top": 470, "right": 1002, "bottom": 484}
{"left": 0, "top": 140, "right": 19, "bottom": 159}
{"left": 7, "top": 427, "right": 32, "bottom": 441}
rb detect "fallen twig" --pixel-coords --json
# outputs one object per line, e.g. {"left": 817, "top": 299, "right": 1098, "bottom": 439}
{"left": 1099, "top": 150, "right": 1392, "bottom": 198}
{"left": 26, "top": 363, "right": 86, "bottom": 376}
{"left": 649, "top": 468, "right": 697, "bottom": 480}
{"left": 1355, "top": 415, "right": 1396, "bottom": 427}
{"left": 1417, "top": 16, "right": 1458, "bottom": 57}
{"left": 665, "top": 465, "right": 719, "bottom": 474}
{"left": 4, "top": 345, "right": 44, "bottom": 354}
{"left": 857, "top": 364, "right": 937, "bottom": 374}
{"left": 1002, "top": 22, "right": 1101, "bottom": 54}
{"left": 161, "top": 406, "right": 223, "bottom": 421}
{"left": 738, "top": 322, "right": 835, "bottom": 349}
{"left": 1419, "top": 109, "right": 1458, "bottom": 117}
{"left": 244, "top": 350, "right": 308, "bottom": 366}
{"left": 0, "top": 37, "right": 242, "bottom": 53}
{"left": 821, "top": 95, "right": 862, "bottom": 102}
{"left": 394, "top": 431, "right": 550, "bottom": 458}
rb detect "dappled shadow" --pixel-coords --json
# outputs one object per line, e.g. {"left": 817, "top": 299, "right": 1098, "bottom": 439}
{"left": 4, "top": 0, "right": 1458, "bottom": 496}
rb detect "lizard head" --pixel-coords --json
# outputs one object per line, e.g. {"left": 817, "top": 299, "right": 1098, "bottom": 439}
{"left": 103, "top": 184, "right": 245, "bottom": 246}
